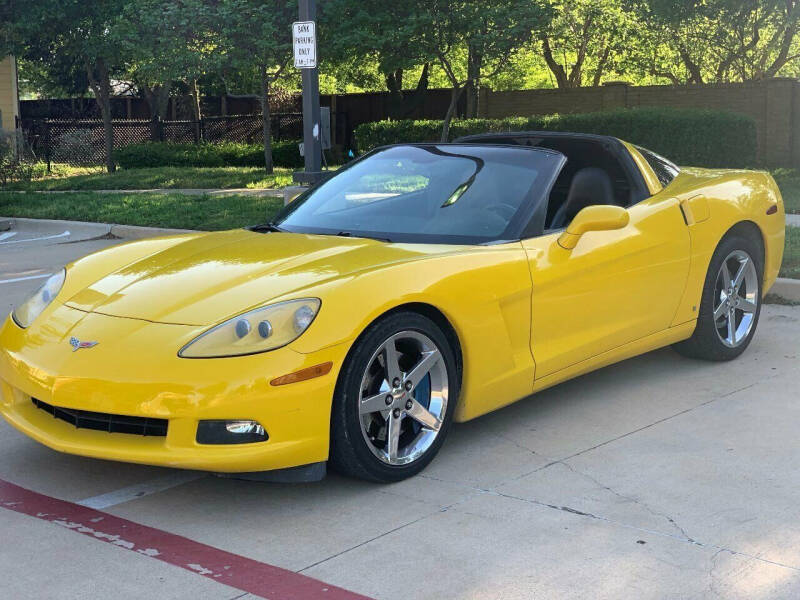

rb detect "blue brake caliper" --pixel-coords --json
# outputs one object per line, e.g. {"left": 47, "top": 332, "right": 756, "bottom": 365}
{"left": 410, "top": 373, "right": 431, "bottom": 435}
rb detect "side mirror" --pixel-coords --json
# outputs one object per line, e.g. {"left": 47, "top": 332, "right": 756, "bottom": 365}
{"left": 557, "top": 205, "right": 629, "bottom": 250}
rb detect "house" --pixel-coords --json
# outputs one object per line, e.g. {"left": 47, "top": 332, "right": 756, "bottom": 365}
{"left": 0, "top": 56, "right": 20, "bottom": 133}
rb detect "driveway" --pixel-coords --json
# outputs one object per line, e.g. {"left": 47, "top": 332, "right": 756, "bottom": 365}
{"left": 1, "top": 219, "right": 799, "bottom": 599}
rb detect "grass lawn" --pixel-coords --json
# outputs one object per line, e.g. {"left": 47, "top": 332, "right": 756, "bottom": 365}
{"left": 781, "top": 224, "right": 800, "bottom": 279}
{"left": 772, "top": 169, "right": 800, "bottom": 214}
{"left": 0, "top": 191, "right": 284, "bottom": 231}
{"left": 7, "top": 165, "right": 294, "bottom": 192}
{"left": 1, "top": 188, "right": 797, "bottom": 278}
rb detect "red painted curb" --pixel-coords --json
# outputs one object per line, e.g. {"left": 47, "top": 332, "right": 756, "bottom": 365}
{"left": 0, "top": 478, "right": 372, "bottom": 600}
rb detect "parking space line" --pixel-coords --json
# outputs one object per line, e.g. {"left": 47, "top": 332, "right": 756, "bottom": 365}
{"left": 78, "top": 472, "right": 207, "bottom": 509}
{"left": 0, "top": 478, "right": 372, "bottom": 600}
{"left": 0, "top": 273, "right": 52, "bottom": 285}
{"left": 0, "top": 232, "right": 16, "bottom": 242}
{"left": 0, "top": 230, "right": 71, "bottom": 245}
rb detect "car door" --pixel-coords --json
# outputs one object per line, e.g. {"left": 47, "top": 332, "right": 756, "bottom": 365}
{"left": 521, "top": 194, "right": 691, "bottom": 380}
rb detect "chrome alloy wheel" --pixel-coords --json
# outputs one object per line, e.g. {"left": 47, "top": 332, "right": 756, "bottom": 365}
{"left": 713, "top": 249, "right": 759, "bottom": 348}
{"left": 358, "top": 330, "right": 449, "bottom": 466}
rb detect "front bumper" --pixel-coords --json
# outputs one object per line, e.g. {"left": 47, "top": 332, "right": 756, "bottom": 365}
{"left": 0, "top": 306, "right": 348, "bottom": 473}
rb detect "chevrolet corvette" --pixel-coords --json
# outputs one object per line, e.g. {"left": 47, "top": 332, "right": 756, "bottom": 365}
{"left": 0, "top": 132, "right": 786, "bottom": 482}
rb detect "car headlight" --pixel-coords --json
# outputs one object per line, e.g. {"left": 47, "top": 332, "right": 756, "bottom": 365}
{"left": 12, "top": 269, "right": 66, "bottom": 329}
{"left": 178, "top": 298, "right": 321, "bottom": 358}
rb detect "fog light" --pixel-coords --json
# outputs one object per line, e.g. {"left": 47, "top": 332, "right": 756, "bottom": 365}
{"left": 196, "top": 420, "right": 268, "bottom": 444}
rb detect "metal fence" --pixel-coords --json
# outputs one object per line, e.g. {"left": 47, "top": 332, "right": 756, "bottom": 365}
{"left": 19, "top": 112, "right": 334, "bottom": 167}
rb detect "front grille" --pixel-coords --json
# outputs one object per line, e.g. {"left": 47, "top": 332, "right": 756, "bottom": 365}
{"left": 31, "top": 398, "right": 168, "bottom": 437}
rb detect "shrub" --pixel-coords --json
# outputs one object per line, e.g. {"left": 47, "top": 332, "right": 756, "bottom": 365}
{"left": 115, "top": 140, "right": 304, "bottom": 170}
{"left": 0, "top": 129, "right": 35, "bottom": 187}
{"left": 353, "top": 108, "right": 758, "bottom": 168}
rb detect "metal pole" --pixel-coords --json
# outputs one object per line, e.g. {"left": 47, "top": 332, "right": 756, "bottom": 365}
{"left": 294, "top": 0, "right": 323, "bottom": 184}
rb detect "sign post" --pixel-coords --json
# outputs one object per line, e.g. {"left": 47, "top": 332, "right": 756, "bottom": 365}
{"left": 293, "top": 0, "right": 323, "bottom": 185}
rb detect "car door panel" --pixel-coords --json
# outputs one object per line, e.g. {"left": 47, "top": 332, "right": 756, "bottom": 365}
{"left": 522, "top": 196, "right": 691, "bottom": 379}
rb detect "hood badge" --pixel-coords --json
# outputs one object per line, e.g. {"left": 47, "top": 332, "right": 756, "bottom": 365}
{"left": 69, "top": 337, "right": 99, "bottom": 352}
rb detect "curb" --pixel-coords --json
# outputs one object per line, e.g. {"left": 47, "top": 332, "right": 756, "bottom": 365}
{"left": 768, "top": 277, "right": 800, "bottom": 302}
{"left": 109, "top": 223, "right": 200, "bottom": 239}
{"left": 0, "top": 216, "right": 200, "bottom": 240}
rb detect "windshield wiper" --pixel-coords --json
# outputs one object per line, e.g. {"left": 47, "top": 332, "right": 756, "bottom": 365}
{"left": 336, "top": 231, "right": 393, "bottom": 243}
{"left": 251, "top": 222, "right": 286, "bottom": 233}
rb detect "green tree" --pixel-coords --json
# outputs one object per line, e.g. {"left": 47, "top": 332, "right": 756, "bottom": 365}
{"left": 114, "top": 0, "right": 216, "bottom": 124}
{"left": 208, "top": 0, "right": 295, "bottom": 173}
{"left": 634, "top": 0, "right": 800, "bottom": 83}
{"left": 539, "top": 0, "right": 638, "bottom": 88}
{"left": 416, "top": 0, "right": 551, "bottom": 139}
{"left": 1, "top": 0, "right": 132, "bottom": 172}
{"left": 321, "top": 1, "right": 433, "bottom": 117}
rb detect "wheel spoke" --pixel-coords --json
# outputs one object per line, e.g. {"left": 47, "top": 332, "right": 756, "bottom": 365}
{"left": 713, "top": 300, "right": 728, "bottom": 322}
{"left": 720, "top": 261, "right": 732, "bottom": 291}
{"left": 738, "top": 297, "right": 757, "bottom": 314}
{"left": 732, "top": 257, "right": 750, "bottom": 294}
{"left": 727, "top": 310, "right": 736, "bottom": 344}
{"left": 404, "top": 349, "right": 441, "bottom": 391}
{"left": 406, "top": 399, "right": 441, "bottom": 431}
{"left": 386, "top": 411, "right": 402, "bottom": 461}
{"left": 360, "top": 391, "right": 390, "bottom": 415}
{"left": 381, "top": 337, "right": 403, "bottom": 384}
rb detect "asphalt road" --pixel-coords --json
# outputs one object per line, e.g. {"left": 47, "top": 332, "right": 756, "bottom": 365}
{"left": 1, "top": 219, "right": 799, "bottom": 599}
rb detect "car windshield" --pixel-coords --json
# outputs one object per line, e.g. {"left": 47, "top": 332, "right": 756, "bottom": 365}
{"left": 270, "top": 144, "right": 563, "bottom": 244}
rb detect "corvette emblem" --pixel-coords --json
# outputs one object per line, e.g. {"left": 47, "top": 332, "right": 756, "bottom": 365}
{"left": 69, "top": 337, "right": 98, "bottom": 352}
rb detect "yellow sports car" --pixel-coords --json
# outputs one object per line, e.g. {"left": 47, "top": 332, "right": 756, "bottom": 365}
{"left": 0, "top": 132, "right": 785, "bottom": 482}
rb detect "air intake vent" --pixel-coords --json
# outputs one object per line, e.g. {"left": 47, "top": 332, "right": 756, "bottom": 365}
{"left": 32, "top": 398, "right": 168, "bottom": 437}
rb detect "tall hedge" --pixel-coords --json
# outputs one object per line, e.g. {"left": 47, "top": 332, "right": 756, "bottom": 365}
{"left": 115, "top": 140, "right": 304, "bottom": 170}
{"left": 353, "top": 108, "right": 758, "bottom": 168}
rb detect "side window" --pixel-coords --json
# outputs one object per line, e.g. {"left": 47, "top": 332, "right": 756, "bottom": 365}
{"left": 635, "top": 146, "right": 680, "bottom": 188}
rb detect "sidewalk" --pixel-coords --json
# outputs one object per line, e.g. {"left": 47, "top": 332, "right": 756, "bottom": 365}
{"left": 788, "top": 213, "right": 800, "bottom": 227}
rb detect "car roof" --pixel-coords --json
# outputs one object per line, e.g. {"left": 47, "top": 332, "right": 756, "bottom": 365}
{"left": 373, "top": 141, "right": 566, "bottom": 159}
{"left": 454, "top": 131, "right": 623, "bottom": 146}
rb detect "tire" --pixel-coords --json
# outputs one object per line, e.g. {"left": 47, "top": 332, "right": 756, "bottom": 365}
{"left": 329, "top": 311, "right": 460, "bottom": 482}
{"left": 673, "top": 231, "right": 763, "bottom": 361}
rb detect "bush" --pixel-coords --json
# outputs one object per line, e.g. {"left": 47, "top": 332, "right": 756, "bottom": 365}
{"left": 353, "top": 108, "right": 758, "bottom": 168}
{"left": 0, "top": 129, "right": 35, "bottom": 187}
{"left": 115, "top": 140, "right": 304, "bottom": 170}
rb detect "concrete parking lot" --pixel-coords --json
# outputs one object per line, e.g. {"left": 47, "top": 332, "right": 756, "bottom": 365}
{"left": 1, "top": 219, "right": 799, "bottom": 599}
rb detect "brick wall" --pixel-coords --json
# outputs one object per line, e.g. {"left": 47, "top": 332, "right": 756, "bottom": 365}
{"left": 479, "top": 79, "right": 800, "bottom": 168}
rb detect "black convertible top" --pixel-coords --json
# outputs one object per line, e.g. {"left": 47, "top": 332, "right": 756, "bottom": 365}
{"left": 455, "top": 131, "right": 650, "bottom": 205}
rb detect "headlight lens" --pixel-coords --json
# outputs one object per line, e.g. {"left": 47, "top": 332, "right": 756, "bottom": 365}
{"left": 178, "top": 298, "right": 321, "bottom": 358}
{"left": 12, "top": 269, "right": 66, "bottom": 328}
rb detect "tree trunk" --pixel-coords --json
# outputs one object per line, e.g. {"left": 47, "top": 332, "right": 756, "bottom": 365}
{"left": 260, "top": 64, "right": 273, "bottom": 174}
{"left": 385, "top": 68, "right": 405, "bottom": 118}
{"left": 440, "top": 86, "right": 465, "bottom": 143}
{"left": 86, "top": 58, "right": 115, "bottom": 173}
{"left": 141, "top": 82, "right": 172, "bottom": 120}
{"left": 592, "top": 46, "right": 611, "bottom": 87}
{"left": 541, "top": 36, "right": 570, "bottom": 88}
{"left": 465, "top": 47, "right": 482, "bottom": 118}
{"left": 141, "top": 82, "right": 172, "bottom": 142}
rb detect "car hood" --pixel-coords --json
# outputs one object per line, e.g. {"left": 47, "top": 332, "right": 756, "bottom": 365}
{"left": 64, "top": 229, "right": 453, "bottom": 326}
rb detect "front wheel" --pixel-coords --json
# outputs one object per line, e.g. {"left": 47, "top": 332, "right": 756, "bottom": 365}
{"left": 329, "top": 312, "right": 459, "bottom": 482}
{"left": 673, "top": 233, "right": 763, "bottom": 361}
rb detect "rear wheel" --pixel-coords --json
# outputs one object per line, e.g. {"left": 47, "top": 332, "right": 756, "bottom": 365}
{"left": 673, "top": 232, "right": 763, "bottom": 361}
{"left": 329, "top": 312, "right": 459, "bottom": 482}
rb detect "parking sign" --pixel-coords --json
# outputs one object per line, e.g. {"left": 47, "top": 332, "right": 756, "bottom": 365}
{"left": 293, "top": 21, "right": 317, "bottom": 69}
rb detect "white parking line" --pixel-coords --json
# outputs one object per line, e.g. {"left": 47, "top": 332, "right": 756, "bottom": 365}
{"left": 0, "top": 230, "right": 71, "bottom": 245}
{"left": 0, "top": 273, "right": 52, "bottom": 285}
{"left": 0, "top": 232, "right": 17, "bottom": 242}
{"left": 77, "top": 472, "right": 208, "bottom": 509}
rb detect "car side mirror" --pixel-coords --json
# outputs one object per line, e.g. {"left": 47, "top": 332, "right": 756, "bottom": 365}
{"left": 557, "top": 205, "right": 630, "bottom": 250}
